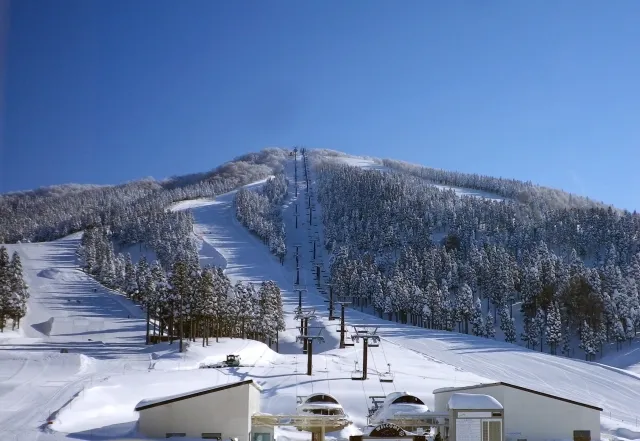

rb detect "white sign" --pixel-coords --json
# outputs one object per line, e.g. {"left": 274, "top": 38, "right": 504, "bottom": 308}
{"left": 459, "top": 411, "right": 492, "bottom": 418}
{"left": 456, "top": 418, "right": 481, "bottom": 441}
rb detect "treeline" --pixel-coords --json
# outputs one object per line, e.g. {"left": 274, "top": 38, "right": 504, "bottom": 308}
{"left": 381, "top": 158, "right": 607, "bottom": 211}
{"left": 78, "top": 227, "right": 286, "bottom": 348}
{"left": 0, "top": 247, "right": 29, "bottom": 331}
{"left": 0, "top": 148, "right": 290, "bottom": 246}
{"left": 235, "top": 174, "right": 288, "bottom": 263}
{"left": 317, "top": 163, "right": 640, "bottom": 360}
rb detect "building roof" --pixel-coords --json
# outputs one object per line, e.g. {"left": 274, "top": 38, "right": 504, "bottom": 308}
{"left": 433, "top": 382, "right": 603, "bottom": 411}
{"left": 135, "top": 379, "right": 262, "bottom": 411}
{"left": 448, "top": 393, "right": 503, "bottom": 410}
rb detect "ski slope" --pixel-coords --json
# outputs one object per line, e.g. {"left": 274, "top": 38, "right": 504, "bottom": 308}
{"left": 170, "top": 154, "right": 640, "bottom": 431}
{"left": 1, "top": 151, "right": 640, "bottom": 440}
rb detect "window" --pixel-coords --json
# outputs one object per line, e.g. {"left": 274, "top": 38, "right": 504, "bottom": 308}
{"left": 252, "top": 432, "right": 272, "bottom": 441}
{"left": 305, "top": 394, "right": 339, "bottom": 404}
{"left": 166, "top": 434, "right": 186, "bottom": 438}
{"left": 391, "top": 395, "right": 425, "bottom": 405}
{"left": 482, "top": 420, "right": 502, "bottom": 441}
{"left": 305, "top": 408, "right": 345, "bottom": 416}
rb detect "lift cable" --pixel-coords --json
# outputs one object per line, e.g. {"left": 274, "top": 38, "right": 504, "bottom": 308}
{"left": 379, "top": 339, "right": 396, "bottom": 391}
{"left": 368, "top": 342, "right": 387, "bottom": 396}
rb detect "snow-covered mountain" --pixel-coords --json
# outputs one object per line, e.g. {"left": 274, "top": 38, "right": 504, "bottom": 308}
{"left": 1, "top": 148, "right": 640, "bottom": 441}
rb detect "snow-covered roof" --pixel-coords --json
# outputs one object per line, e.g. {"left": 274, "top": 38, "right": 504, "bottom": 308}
{"left": 448, "top": 393, "right": 503, "bottom": 410}
{"left": 135, "top": 379, "right": 262, "bottom": 411}
{"left": 433, "top": 382, "right": 603, "bottom": 411}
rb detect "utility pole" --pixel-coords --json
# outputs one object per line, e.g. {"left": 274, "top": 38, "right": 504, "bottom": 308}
{"left": 336, "top": 301, "right": 353, "bottom": 348}
{"left": 350, "top": 326, "right": 380, "bottom": 380}
{"left": 296, "top": 327, "right": 324, "bottom": 376}
{"left": 295, "top": 307, "right": 316, "bottom": 354}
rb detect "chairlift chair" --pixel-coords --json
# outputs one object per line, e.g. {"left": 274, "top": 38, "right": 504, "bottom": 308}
{"left": 379, "top": 363, "right": 394, "bottom": 383}
{"left": 368, "top": 338, "right": 380, "bottom": 348}
{"left": 351, "top": 361, "right": 363, "bottom": 380}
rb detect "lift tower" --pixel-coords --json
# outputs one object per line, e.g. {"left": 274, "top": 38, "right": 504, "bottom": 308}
{"left": 335, "top": 301, "right": 354, "bottom": 349}
{"left": 350, "top": 325, "right": 381, "bottom": 381}
{"left": 296, "top": 326, "right": 325, "bottom": 376}
{"left": 295, "top": 307, "right": 316, "bottom": 354}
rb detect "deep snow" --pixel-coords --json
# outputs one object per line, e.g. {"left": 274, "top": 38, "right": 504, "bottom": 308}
{"left": 0, "top": 152, "right": 639, "bottom": 440}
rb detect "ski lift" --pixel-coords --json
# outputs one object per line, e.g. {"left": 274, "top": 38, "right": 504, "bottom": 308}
{"left": 368, "top": 337, "right": 380, "bottom": 348}
{"left": 351, "top": 361, "right": 363, "bottom": 380}
{"left": 379, "top": 363, "right": 394, "bottom": 383}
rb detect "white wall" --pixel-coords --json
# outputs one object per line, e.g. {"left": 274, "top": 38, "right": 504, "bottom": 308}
{"left": 138, "top": 384, "right": 253, "bottom": 440}
{"left": 502, "top": 386, "right": 600, "bottom": 441}
{"left": 434, "top": 386, "right": 600, "bottom": 441}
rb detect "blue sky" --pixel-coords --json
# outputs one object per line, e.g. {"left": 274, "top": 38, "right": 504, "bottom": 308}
{"left": 1, "top": 0, "right": 639, "bottom": 211}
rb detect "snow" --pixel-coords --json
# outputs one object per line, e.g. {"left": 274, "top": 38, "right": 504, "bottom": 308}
{"left": 598, "top": 341, "right": 640, "bottom": 376}
{"left": 135, "top": 379, "right": 262, "bottom": 411}
{"left": 0, "top": 152, "right": 639, "bottom": 440}
{"left": 430, "top": 183, "right": 505, "bottom": 202}
{"left": 447, "top": 393, "right": 503, "bottom": 410}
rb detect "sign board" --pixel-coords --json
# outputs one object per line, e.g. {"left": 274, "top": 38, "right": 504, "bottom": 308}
{"left": 369, "top": 423, "right": 407, "bottom": 437}
{"left": 458, "top": 412, "right": 492, "bottom": 418}
{"left": 456, "top": 418, "right": 481, "bottom": 441}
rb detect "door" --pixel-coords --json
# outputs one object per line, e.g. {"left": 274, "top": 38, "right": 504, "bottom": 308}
{"left": 482, "top": 419, "right": 502, "bottom": 441}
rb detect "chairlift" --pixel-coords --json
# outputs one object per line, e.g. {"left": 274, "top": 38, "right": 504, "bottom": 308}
{"left": 379, "top": 363, "right": 394, "bottom": 383}
{"left": 368, "top": 337, "right": 380, "bottom": 348}
{"left": 351, "top": 361, "right": 363, "bottom": 380}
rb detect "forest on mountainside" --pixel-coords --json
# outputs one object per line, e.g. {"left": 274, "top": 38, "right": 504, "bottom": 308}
{"left": 316, "top": 161, "right": 640, "bottom": 360}
{"left": 0, "top": 149, "right": 290, "bottom": 247}
{"left": 78, "top": 227, "right": 286, "bottom": 348}
{"left": 235, "top": 173, "right": 288, "bottom": 263}
{"left": 0, "top": 149, "right": 290, "bottom": 349}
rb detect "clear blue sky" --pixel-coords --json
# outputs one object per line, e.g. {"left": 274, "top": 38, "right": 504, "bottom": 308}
{"left": 1, "top": 0, "right": 638, "bottom": 211}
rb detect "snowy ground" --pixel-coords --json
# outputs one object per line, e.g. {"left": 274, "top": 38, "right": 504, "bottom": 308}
{"left": 1, "top": 152, "right": 640, "bottom": 440}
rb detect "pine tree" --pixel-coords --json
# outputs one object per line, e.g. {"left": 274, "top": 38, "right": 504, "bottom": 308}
{"left": 150, "top": 261, "right": 168, "bottom": 341}
{"left": 0, "top": 247, "right": 11, "bottom": 331}
{"left": 484, "top": 312, "right": 495, "bottom": 339}
{"left": 456, "top": 283, "right": 474, "bottom": 333}
{"left": 471, "top": 298, "right": 484, "bottom": 336}
{"left": 613, "top": 319, "right": 626, "bottom": 350}
{"left": 545, "top": 302, "right": 562, "bottom": 355}
{"left": 579, "top": 321, "right": 596, "bottom": 361}
{"left": 561, "top": 323, "right": 572, "bottom": 357}
{"left": 8, "top": 251, "right": 28, "bottom": 329}
{"left": 499, "top": 305, "right": 517, "bottom": 343}
{"left": 168, "top": 261, "right": 191, "bottom": 351}
{"left": 124, "top": 254, "right": 138, "bottom": 298}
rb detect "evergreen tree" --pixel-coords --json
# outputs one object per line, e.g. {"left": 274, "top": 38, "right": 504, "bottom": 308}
{"left": 545, "top": 302, "right": 562, "bottom": 354}
{"left": 471, "top": 298, "right": 484, "bottom": 336}
{"left": 579, "top": 321, "right": 597, "bottom": 361}
{"left": 561, "top": 323, "right": 572, "bottom": 357}
{"left": 499, "top": 305, "right": 517, "bottom": 343}
{"left": 0, "top": 247, "right": 11, "bottom": 331}
{"left": 484, "top": 312, "right": 495, "bottom": 339}
{"left": 8, "top": 251, "right": 28, "bottom": 329}
{"left": 124, "top": 254, "right": 138, "bottom": 298}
